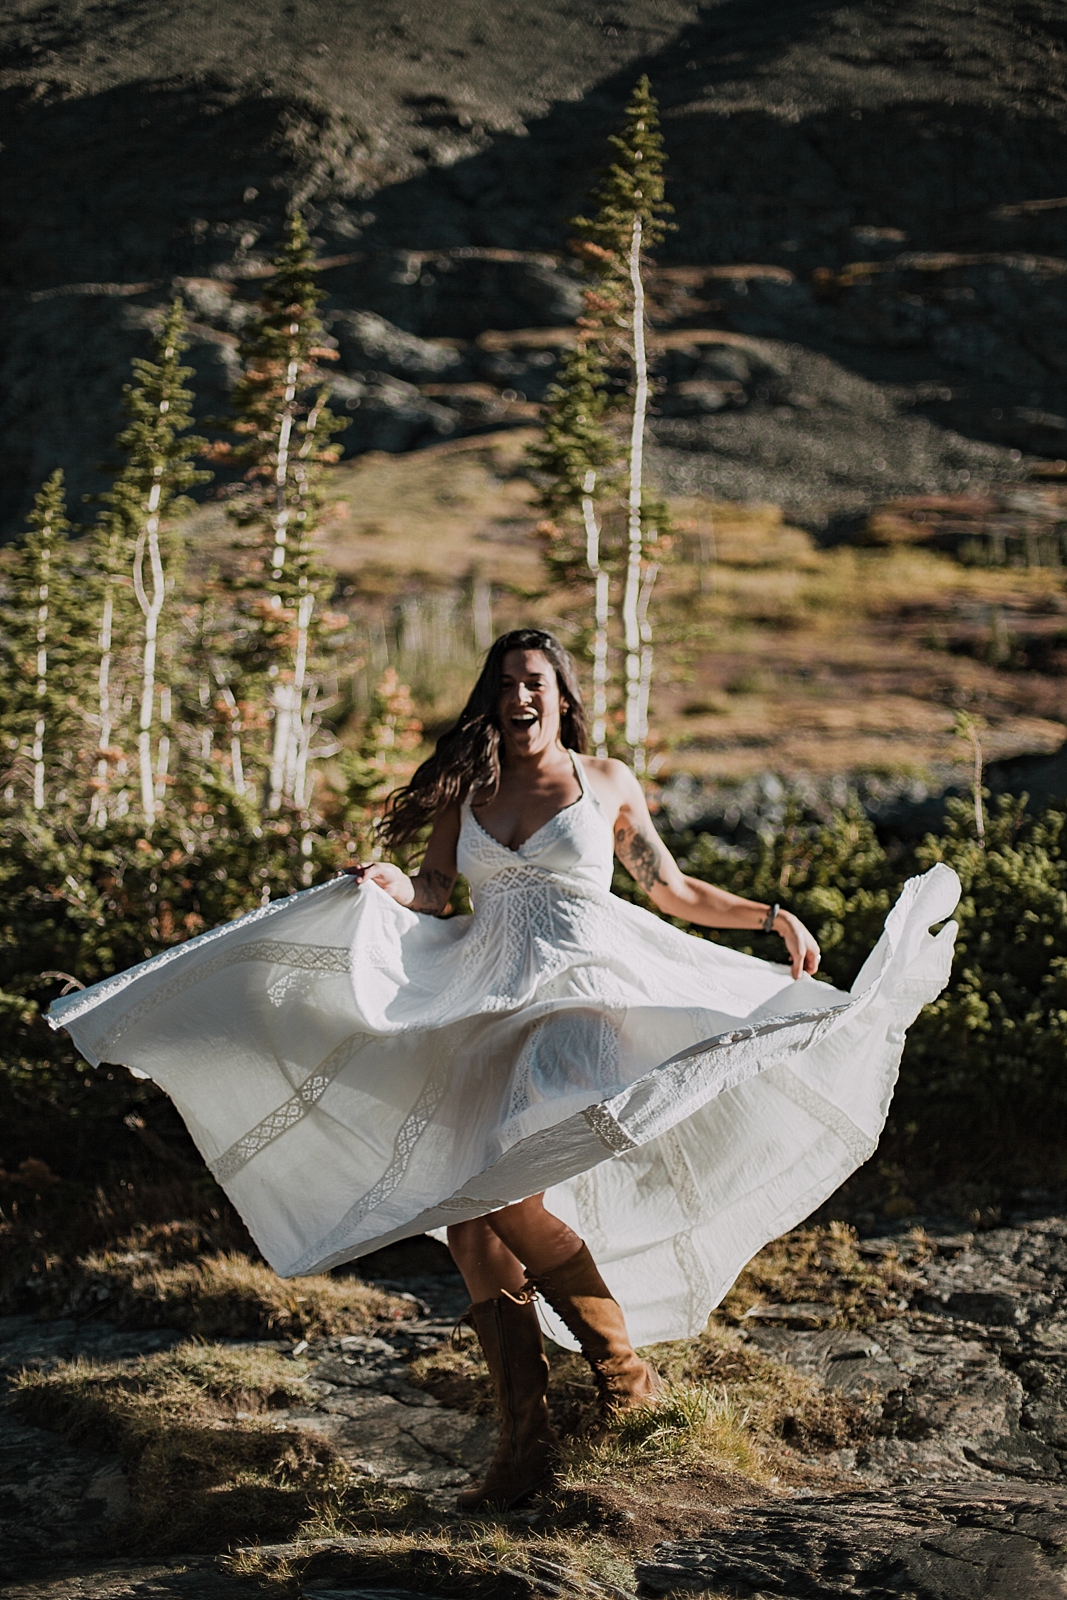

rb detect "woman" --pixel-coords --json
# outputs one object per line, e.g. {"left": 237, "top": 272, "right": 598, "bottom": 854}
{"left": 357, "top": 628, "right": 827, "bottom": 1505}
{"left": 50, "top": 629, "right": 960, "bottom": 1510}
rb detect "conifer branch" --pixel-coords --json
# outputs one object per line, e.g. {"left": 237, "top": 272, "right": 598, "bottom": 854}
{"left": 533, "top": 74, "right": 672, "bottom": 770}
{"left": 217, "top": 213, "right": 347, "bottom": 814}
{"left": 96, "top": 300, "right": 209, "bottom": 825}
{"left": 0, "top": 472, "right": 86, "bottom": 816}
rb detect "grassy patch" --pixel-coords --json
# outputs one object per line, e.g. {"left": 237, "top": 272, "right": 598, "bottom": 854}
{"left": 552, "top": 1322, "right": 865, "bottom": 1513}
{"left": 662, "top": 1323, "right": 868, "bottom": 1461}
{"left": 11, "top": 1280, "right": 868, "bottom": 1572}
{"left": 226, "top": 1520, "right": 641, "bottom": 1599}
{"left": 77, "top": 1238, "right": 411, "bottom": 1339}
{"left": 2, "top": 1175, "right": 414, "bottom": 1336}
{"left": 719, "top": 1221, "right": 929, "bottom": 1327}
{"left": 11, "top": 1343, "right": 349, "bottom": 1553}
{"left": 558, "top": 1381, "right": 768, "bottom": 1490}
{"left": 410, "top": 1315, "right": 866, "bottom": 1519}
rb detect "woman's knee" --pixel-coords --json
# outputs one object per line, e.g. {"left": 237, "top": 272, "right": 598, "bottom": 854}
{"left": 485, "top": 1198, "right": 581, "bottom": 1265}
{"left": 446, "top": 1217, "right": 495, "bottom": 1262}
{"left": 484, "top": 1194, "right": 544, "bottom": 1232}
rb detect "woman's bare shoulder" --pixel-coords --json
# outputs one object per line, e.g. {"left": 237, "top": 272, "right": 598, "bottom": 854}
{"left": 577, "top": 753, "right": 637, "bottom": 783}
{"left": 575, "top": 754, "right": 639, "bottom": 806}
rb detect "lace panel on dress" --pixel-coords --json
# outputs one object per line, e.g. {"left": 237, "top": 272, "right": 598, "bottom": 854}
{"left": 93, "top": 940, "right": 352, "bottom": 1059}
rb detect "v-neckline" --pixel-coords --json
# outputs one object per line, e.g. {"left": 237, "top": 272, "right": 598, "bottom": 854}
{"left": 470, "top": 752, "right": 585, "bottom": 855}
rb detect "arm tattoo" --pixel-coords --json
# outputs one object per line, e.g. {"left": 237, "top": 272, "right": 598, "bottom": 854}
{"left": 412, "top": 868, "right": 454, "bottom": 915}
{"left": 615, "top": 824, "right": 667, "bottom": 893}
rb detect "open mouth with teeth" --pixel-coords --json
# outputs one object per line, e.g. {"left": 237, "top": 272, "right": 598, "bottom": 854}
{"left": 511, "top": 712, "right": 539, "bottom": 727}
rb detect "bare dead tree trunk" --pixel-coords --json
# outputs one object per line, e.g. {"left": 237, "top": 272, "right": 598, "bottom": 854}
{"left": 133, "top": 476, "right": 165, "bottom": 825}
{"left": 154, "top": 683, "right": 171, "bottom": 801}
{"left": 622, "top": 216, "right": 650, "bottom": 771}
{"left": 472, "top": 573, "right": 494, "bottom": 652}
{"left": 269, "top": 348, "right": 300, "bottom": 581}
{"left": 636, "top": 560, "right": 659, "bottom": 758}
{"left": 267, "top": 679, "right": 292, "bottom": 813}
{"left": 89, "top": 586, "right": 114, "bottom": 824}
{"left": 285, "top": 590, "right": 314, "bottom": 801}
{"left": 581, "top": 470, "right": 610, "bottom": 758}
{"left": 213, "top": 676, "right": 246, "bottom": 795}
{"left": 31, "top": 542, "right": 50, "bottom": 811}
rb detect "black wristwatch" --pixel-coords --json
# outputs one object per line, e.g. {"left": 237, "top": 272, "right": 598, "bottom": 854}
{"left": 762, "top": 902, "right": 780, "bottom": 933}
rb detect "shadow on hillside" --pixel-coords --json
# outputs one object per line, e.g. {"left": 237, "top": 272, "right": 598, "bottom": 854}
{"left": 2, "top": 0, "right": 1066, "bottom": 527}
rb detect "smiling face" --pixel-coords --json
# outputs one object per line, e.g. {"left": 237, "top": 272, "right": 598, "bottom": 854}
{"left": 497, "top": 648, "right": 568, "bottom": 759}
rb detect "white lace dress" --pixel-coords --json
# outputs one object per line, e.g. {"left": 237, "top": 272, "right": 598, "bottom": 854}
{"left": 49, "top": 761, "right": 960, "bottom": 1348}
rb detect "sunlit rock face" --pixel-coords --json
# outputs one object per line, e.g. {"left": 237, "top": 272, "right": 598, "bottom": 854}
{"left": 1, "top": 0, "right": 1065, "bottom": 533}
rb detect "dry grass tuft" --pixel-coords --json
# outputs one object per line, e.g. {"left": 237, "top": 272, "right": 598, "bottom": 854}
{"left": 411, "top": 1303, "right": 869, "bottom": 1512}
{"left": 407, "top": 1318, "right": 865, "bottom": 1555}
{"left": 11, "top": 1343, "right": 348, "bottom": 1552}
{"left": 720, "top": 1221, "right": 929, "bottom": 1327}
{"left": 406, "top": 1334, "right": 497, "bottom": 1414}
{"left": 555, "top": 1322, "right": 867, "bottom": 1507}
{"left": 227, "top": 1518, "right": 639, "bottom": 1598}
{"left": 77, "top": 1240, "right": 412, "bottom": 1338}
{"left": 660, "top": 1321, "right": 869, "bottom": 1462}
{"left": 558, "top": 1381, "right": 768, "bottom": 1491}
{"left": 2, "top": 1177, "right": 414, "bottom": 1336}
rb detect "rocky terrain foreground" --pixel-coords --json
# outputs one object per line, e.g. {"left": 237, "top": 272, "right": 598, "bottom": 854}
{"left": 6, "top": 1215, "right": 1067, "bottom": 1597}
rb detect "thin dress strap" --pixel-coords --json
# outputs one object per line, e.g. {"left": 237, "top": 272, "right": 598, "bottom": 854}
{"left": 569, "top": 748, "right": 606, "bottom": 815}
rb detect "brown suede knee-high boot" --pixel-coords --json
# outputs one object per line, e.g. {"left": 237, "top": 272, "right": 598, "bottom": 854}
{"left": 454, "top": 1293, "right": 559, "bottom": 1511}
{"left": 528, "top": 1243, "right": 660, "bottom": 1416}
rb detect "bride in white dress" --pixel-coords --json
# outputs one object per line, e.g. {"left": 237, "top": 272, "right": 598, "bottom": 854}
{"left": 50, "top": 628, "right": 960, "bottom": 1510}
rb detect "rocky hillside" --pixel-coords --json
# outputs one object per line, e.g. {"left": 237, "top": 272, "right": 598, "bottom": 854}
{"left": 1, "top": 0, "right": 1066, "bottom": 532}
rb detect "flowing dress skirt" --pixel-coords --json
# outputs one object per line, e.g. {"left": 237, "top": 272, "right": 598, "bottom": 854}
{"left": 50, "top": 806, "right": 959, "bottom": 1351}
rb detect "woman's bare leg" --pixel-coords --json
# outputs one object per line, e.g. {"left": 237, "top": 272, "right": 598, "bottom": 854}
{"left": 447, "top": 1216, "right": 528, "bottom": 1303}
{"left": 447, "top": 1195, "right": 580, "bottom": 1300}
{"left": 485, "top": 1193, "right": 582, "bottom": 1276}
{"left": 488, "top": 1195, "right": 657, "bottom": 1412}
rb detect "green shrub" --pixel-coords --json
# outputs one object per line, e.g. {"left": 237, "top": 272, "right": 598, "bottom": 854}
{"left": 656, "top": 795, "right": 898, "bottom": 990}
{"left": 618, "top": 789, "right": 1067, "bottom": 1150}
{"left": 907, "top": 796, "right": 1067, "bottom": 1132}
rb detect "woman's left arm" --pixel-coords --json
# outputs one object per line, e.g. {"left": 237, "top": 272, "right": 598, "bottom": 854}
{"left": 610, "top": 768, "right": 820, "bottom": 979}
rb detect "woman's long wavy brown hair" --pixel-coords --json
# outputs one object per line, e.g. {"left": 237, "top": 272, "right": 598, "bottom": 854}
{"left": 378, "top": 629, "right": 588, "bottom": 848}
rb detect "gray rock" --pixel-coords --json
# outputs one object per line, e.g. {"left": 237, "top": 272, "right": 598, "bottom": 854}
{"left": 302, "top": 1592, "right": 453, "bottom": 1600}
{"left": 746, "top": 1217, "right": 1067, "bottom": 1488}
{"left": 744, "top": 1325, "right": 905, "bottom": 1399}
{"left": 0, "top": 1399, "right": 128, "bottom": 1574}
{"left": 636, "top": 1485, "right": 1067, "bottom": 1598}
{"left": 277, "top": 1385, "right": 493, "bottom": 1494}
{"left": 0, "top": 1316, "right": 182, "bottom": 1372}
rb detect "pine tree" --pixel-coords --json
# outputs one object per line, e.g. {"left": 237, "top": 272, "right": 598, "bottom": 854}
{"left": 0, "top": 472, "right": 88, "bottom": 813}
{"left": 212, "top": 212, "right": 348, "bottom": 812}
{"left": 571, "top": 75, "right": 672, "bottom": 772}
{"left": 529, "top": 340, "right": 618, "bottom": 547}
{"left": 571, "top": 75, "right": 672, "bottom": 278}
{"left": 96, "top": 301, "right": 210, "bottom": 825}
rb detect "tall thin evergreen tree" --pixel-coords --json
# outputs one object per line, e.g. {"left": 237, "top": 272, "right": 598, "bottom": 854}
{"left": 98, "top": 301, "right": 209, "bottom": 824}
{"left": 0, "top": 472, "right": 87, "bottom": 813}
{"left": 571, "top": 75, "right": 672, "bottom": 771}
{"left": 213, "top": 213, "right": 347, "bottom": 812}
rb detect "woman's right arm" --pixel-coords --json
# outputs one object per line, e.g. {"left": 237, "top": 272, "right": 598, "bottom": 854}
{"left": 347, "top": 802, "right": 460, "bottom": 915}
